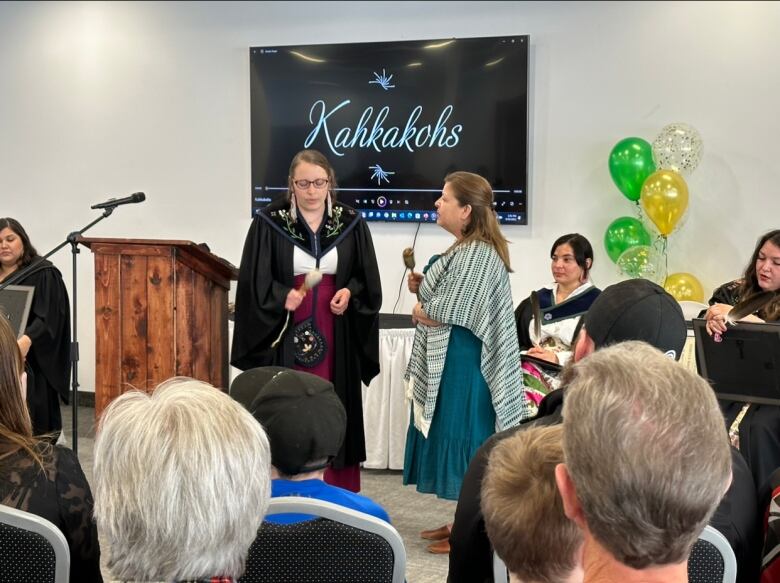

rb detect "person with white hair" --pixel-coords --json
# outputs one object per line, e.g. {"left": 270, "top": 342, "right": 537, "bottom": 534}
{"left": 93, "top": 378, "right": 272, "bottom": 582}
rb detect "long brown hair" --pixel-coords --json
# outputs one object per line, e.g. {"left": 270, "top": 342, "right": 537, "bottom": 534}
{"left": 740, "top": 229, "right": 780, "bottom": 321}
{"left": 444, "top": 172, "right": 512, "bottom": 271}
{"left": 0, "top": 316, "right": 45, "bottom": 466}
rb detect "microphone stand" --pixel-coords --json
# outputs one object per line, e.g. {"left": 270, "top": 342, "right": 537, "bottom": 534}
{"left": 0, "top": 207, "right": 117, "bottom": 456}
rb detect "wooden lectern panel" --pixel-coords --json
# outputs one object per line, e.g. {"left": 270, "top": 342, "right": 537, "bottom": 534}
{"left": 83, "top": 238, "right": 237, "bottom": 418}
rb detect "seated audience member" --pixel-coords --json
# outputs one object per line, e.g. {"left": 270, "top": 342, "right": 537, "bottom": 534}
{"left": 450, "top": 279, "right": 761, "bottom": 582}
{"left": 448, "top": 278, "right": 687, "bottom": 583}
{"left": 93, "top": 378, "right": 271, "bottom": 582}
{"left": 556, "top": 342, "right": 732, "bottom": 583}
{"left": 704, "top": 229, "right": 780, "bottom": 490}
{"left": 761, "top": 467, "right": 780, "bottom": 582}
{"left": 481, "top": 425, "right": 582, "bottom": 583}
{"left": 712, "top": 447, "right": 761, "bottom": 583}
{"left": 231, "top": 366, "right": 390, "bottom": 524}
{"left": 704, "top": 229, "right": 780, "bottom": 334}
{"left": 0, "top": 316, "right": 102, "bottom": 582}
{"left": 515, "top": 233, "right": 600, "bottom": 411}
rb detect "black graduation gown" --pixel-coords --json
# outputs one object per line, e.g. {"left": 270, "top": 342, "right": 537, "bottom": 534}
{"left": 231, "top": 199, "right": 382, "bottom": 468}
{"left": 3, "top": 260, "right": 71, "bottom": 435}
{"left": 514, "top": 285, "right": 601, "bottom": 351}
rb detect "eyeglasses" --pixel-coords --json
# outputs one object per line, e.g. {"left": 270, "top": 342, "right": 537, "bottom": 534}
{"left": 293, "top": 178, "right": 329, "bottom": 189}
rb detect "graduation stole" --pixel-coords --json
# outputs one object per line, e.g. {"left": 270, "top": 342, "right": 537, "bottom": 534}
{"left": 261, "top": 203, "right": 360, "bottom": 259}
{"left": 536, "top": 286, "right": 600, "bottom": 325}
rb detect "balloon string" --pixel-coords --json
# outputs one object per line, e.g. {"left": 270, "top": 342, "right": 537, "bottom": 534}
{"left": 652, "top": 235, "right": 669, "bottom": 283}
{"left": 635, "top": 202, "right": 644, "bottom": 222}
{"left": 662, "top": 236, "right": 668, "bottom": 282}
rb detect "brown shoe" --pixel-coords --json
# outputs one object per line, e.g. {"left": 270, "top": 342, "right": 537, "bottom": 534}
{"left": 427, "top": 539, "right": 451, "bottom": 554}
{"left": 420, "top": 524, "right": 451, "bottom": 540}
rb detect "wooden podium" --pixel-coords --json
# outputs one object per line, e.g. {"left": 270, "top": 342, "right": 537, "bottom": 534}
{"left": 79, "top": 238, "right": 239, "bottom": 417}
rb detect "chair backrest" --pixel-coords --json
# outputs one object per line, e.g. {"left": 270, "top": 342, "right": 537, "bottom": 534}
{"left": 688, "top": 525, "right": 737, "bottom": 583}
{"left": 240, "top": 496, "right": 406, "bottom": 583}
{"left": 493, "top": 551, "right": 509, "bottom": 583}
{"left": 0, "top": 504, "right": 70, "bottom": 583}
{"left": 679, "top": 300, "right": 709, "bottom": 321}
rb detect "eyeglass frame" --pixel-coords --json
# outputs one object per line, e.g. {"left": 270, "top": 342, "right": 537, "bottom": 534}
{"left": 292, "top": 178, "right": 330, "bottom": 189}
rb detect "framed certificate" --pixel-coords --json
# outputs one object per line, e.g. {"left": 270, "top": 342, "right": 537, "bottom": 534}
{"left": 0, "top": 285, "right": 34, "bottom": 339}
{"left": 693, "top": 318, "right": 780, "bottom": 405}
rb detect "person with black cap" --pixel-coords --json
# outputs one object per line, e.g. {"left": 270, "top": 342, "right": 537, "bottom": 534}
{"left": 231, "top": 366, "right": 390, "bottom": 524}
{"left": 447, "top": 278, "right": 760, "bottom": 583}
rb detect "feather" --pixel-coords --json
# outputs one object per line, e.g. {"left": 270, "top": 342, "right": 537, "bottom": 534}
{"left": 302, "top": 269, "right": 323, "bottom": 291}
{"left": 271, "top": 269, "right": 322, "bottom": 348}
{"left": 727, "top": 290, "right": 778, "bottom": 323}
{"left": 530, "top": 290, "right": 542, "bottom": 344}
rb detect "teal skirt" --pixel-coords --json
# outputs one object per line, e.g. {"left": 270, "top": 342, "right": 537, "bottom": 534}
{"left": 403, "top": 325, "right": 496, "bottom": 500}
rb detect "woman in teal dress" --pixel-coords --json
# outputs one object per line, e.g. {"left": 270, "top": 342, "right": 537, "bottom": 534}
{"left": 402, "top": 172, "right": 530, "bottom": 550}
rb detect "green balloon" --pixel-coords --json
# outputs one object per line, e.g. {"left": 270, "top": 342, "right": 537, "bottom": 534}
{"left": 609, "top": 137, "right": 656, "bottom": 202}
{"left": 604, "top": 216, "right": 652, "bottom": 263}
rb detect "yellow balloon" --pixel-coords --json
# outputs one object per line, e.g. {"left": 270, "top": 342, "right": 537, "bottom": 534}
{"left": 640, "top": 170, "right": 689, "bottom": 236}
{"left": 664, "top": 272, "right": 704, "bottom": 302}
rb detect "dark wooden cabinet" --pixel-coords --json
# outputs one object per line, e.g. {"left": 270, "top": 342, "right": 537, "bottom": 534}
{"left": 79, "top": 238, "right": 238, "bottom": 417}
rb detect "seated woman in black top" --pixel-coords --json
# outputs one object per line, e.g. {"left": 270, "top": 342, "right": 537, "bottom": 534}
{"left": 704, "top": 229, "right": 780, "bottom": 333}
{"left": 703, "top": 229, "right": 780, "bottom": 489}
{"left": 0, "top": 316, "right": 102, "bottom": 582}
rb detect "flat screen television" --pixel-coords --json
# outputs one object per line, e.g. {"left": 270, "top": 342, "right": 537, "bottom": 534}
{"left": 249, "top": 35, "right": 529, "bottom": 224}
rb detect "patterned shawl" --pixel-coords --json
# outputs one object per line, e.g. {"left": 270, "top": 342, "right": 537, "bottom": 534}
{"left": 404, "top": 240, "right": 530, "bottom": 437}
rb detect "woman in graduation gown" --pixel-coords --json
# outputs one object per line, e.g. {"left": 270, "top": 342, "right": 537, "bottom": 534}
{"left": 514, "top": 233, "right": 600, "bottom": 411}
{"left": 0, "top": 218, "right": 70, "bottom": 437}
{"left": 231, "top": 149, "right": 382, "bottom": 493}
{"left": 703, "top": 229, "right": 780, "bottom": 489}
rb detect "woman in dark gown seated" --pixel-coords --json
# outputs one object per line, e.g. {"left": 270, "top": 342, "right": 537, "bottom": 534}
{"left": 703, "top": 229, "right": 780, "bottom": 490}
{"left": 0, "top": 316, "right": 102, "bottom": 581}
{"left": 514, "top": 233, "right": 600, "bottom": 413}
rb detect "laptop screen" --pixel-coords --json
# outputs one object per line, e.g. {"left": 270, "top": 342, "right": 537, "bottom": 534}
{"left": 693, "top": 318, "right": 780, "bottom": 405}
{"left": 0, "top": 285, "right": 34, "bottom": 340}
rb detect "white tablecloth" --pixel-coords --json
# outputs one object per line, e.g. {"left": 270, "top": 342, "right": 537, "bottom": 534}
{"left": 361, "top": 327, "right": 415, "bottom": 469}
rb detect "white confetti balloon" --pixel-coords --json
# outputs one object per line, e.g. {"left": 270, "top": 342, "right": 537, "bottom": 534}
{"left": 652, "top": 123, "right": 703, "bottom": 176}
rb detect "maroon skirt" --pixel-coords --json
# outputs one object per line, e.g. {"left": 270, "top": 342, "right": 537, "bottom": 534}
{"left": 292, "top": 273, "right": 336, "bottom": 381}
{"left": 292, "top": 273, "right": 361, "bottom": 492}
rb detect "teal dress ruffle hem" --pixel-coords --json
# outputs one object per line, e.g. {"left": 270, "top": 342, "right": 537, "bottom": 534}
{"left": 403, "top": 324, "right": 496, "bottom": 501}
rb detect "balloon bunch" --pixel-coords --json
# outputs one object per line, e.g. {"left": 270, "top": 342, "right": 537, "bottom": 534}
{"left": 604, "top": 123, "right": 706, "bottom": 301}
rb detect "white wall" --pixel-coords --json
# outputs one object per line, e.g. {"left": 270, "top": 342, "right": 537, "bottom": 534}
{"left": 2, "top": 1, "right": 778, "bottom": 392}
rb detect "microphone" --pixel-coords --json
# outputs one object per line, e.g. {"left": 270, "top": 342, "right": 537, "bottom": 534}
{"left": 91, "top": 192, "right": 146, "bottom": 210}
{"left": 403, "top": 247, "right": 421, "bottom": 301}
